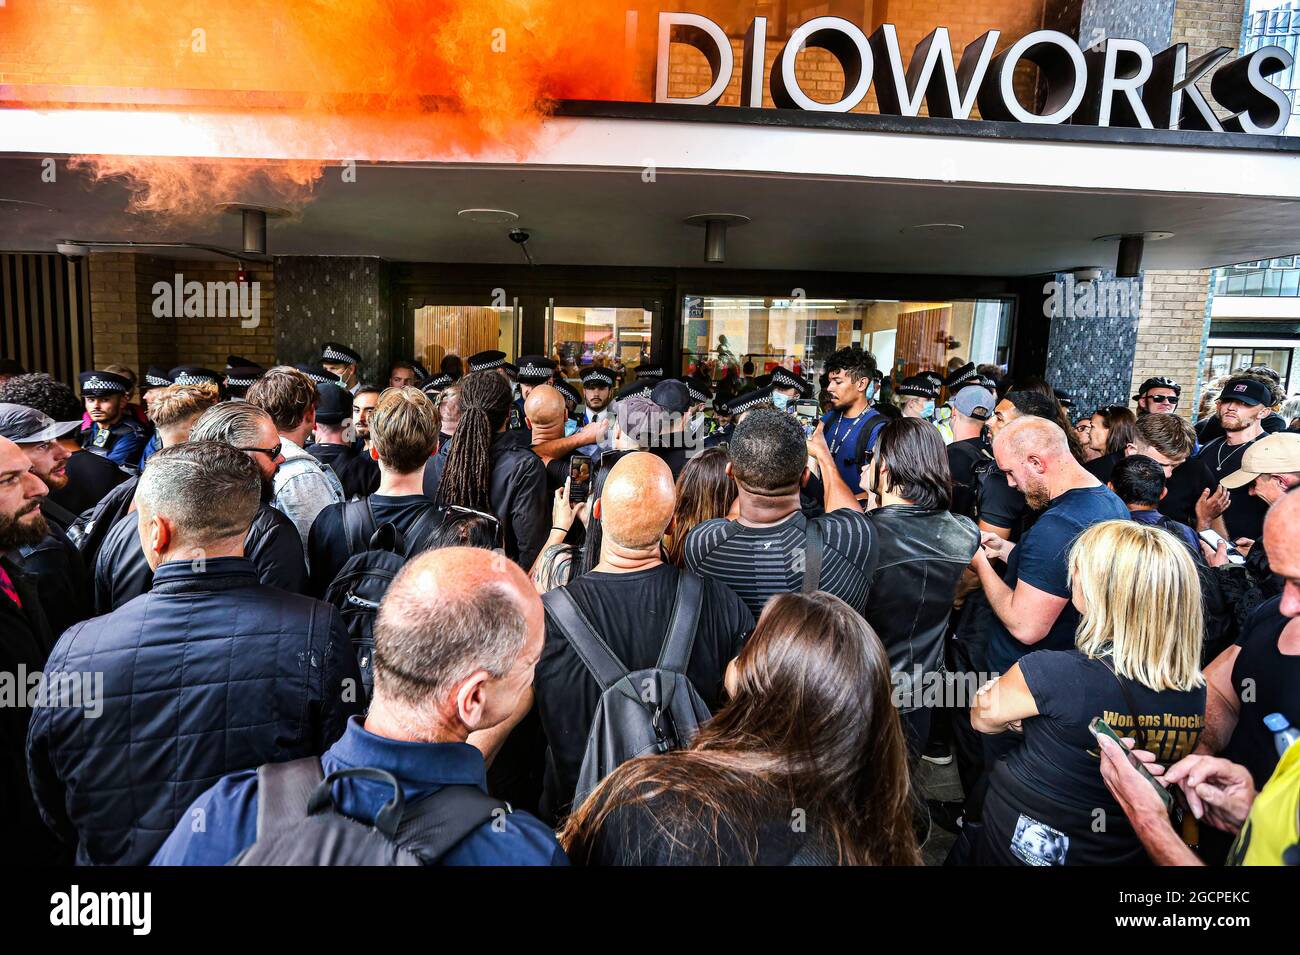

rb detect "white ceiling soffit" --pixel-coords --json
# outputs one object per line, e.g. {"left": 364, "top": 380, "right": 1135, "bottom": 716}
{"left": 0, "top": 113, "right": 1298, "bottom": 275}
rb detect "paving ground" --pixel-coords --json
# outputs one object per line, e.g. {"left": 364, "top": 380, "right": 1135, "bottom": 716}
{"left": 915, "top": 758, "right": 963, "bottom": 866}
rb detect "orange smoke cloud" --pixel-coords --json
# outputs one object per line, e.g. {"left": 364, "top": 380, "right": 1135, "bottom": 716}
{"left": 0, "top": 0, "right": 646, "bottom": 217}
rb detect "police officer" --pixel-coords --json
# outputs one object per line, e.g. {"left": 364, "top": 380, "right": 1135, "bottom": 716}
{"left": 636, "top": 363, "right": 666, "bottom": 384}
{"left": 223, "top": 365, "right": 266, "bottom": 400}
{"left": 420, "top": 372, "right": 454, "bottom": 400}
{"left": 79, "top": 370, "right": 149, "bottom": 468}
{"left": 896, "top": 374, "right": 939, "bottom": 419}
{"left": 770, "top": 366, "right": 812, "bottom": 410}
{"left": 295, "top": 363, "right": 342, "bottom": 387}
{"left": 705, "top": 386, "right": 775, "bottom": 448}
{"left": 319, "top": 342, "right": 363, "bottom": 393}
{"left": 467, "top": 349, "right": 517, "bottom": 380}
{"left": 509, "top": 355, "right": 555, "bottom": 435}
{"left": 139, "top": 367, "right": 174, "bottom": 412}
{"left": 577, "top": 367, "right": 614, "bottom": 426}
{"left": 553, "top": 378, "right": 582, "bottom": 425}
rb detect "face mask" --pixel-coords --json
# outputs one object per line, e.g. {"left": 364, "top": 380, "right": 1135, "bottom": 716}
{"left": 772, "top": 392, "right": 790, "bottom": 411}
{"left": 922, "top": 400, "right": 935, "bottom": 419}
{"left": 864, "top": 382, "right": 877, "bottom": 401}
{"left": 564, "top": 418, "right": 578, "bottom": 437}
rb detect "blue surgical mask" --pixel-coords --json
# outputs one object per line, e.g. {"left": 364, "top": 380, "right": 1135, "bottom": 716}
{"left": 772, "top": 392, "right": 790, "bottom": 411}
{"left": 865, "top": 382, "right": 877, "bottom": 400}
{"left": 922, "top": 400, "right": 935, "bottom": 419}
{"left": 564, "top": 419, "right": 578, "bottom": 437}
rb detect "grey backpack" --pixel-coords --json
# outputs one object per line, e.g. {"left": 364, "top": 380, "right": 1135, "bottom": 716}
{"left": 230, "top": 758, "right": 507, "bottom": 866}
{"left": 544, "top": 571, "right": 712, "bottom": 809}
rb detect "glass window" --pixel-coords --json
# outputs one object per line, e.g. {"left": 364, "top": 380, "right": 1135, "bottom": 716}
{"left": 680, "top": 295, "right": 1011, "bottom": 394}
{"left": 549, "top": 304, "right": 655, "bottom": 381}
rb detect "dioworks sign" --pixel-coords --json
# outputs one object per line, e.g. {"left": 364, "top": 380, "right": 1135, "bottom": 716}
{"left": 653, "top": 13, "right": 1295, "bottom": 135}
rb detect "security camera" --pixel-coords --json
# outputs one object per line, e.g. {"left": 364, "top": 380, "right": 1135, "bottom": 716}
{"left": 508, "top": 228, "right": 530, "bottom": 244}
{"left": 1073, "top": 267, "right": 1103, "bottom": 283}
{"left": 57, "top": 242, "right": 87, "bottom": 259}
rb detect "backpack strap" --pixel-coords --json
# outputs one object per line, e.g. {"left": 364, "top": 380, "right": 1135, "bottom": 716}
{"left": 543, "top": 588, "right": 631, "bottom": 692}
{"left": 802, "top": 518, "right": 823, "bottom": 593}
{"left": 255, "top": 757, "right": 325, "bottom": 839}
{"left": 394, "top": 784, "right": 510, "bottom": 864}
{"left": 657, "top": 570, "right": 705, "bottom": 674}
{"left": 400, "top": 505, "right": 444, "bottom": 558}
{"left": 340, "top": 499, "right": 379, "bottom": 555}
{"left": 854, "top": 411, "right": 888, "bottom": 468}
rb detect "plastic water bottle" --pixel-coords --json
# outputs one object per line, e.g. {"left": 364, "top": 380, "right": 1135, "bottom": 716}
{"left": 1264, "top": 713, "right": 1300, "bottom": 758}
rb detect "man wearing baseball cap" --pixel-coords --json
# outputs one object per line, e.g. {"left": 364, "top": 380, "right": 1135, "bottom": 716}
{"left": 945, "top": 385, "right": 996, "bottom": 520}
{"left": 0, "top": 404, "right": 92, "bottom": 645}
{"left": 1132, "top": 376, "right": 1181, "bottom": 417}
{"left": 1195, "top": 376, "right": 1276, "bottom": 542}
{"left": 307, "top": 382, "right": 379, "bottom": 501}
{"left": 78, "top": 370, "right": 150, "bottom": 468}
{"left": 1206, "top": 432, "right": 1300, "bottom": 577}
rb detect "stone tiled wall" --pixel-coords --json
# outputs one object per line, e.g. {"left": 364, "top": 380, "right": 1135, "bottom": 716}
{"left": 1044, "top": 273, "right": 1144, "bottom": 414}
{"left": 273, "top": 256, "right": 393, "bottom": 386}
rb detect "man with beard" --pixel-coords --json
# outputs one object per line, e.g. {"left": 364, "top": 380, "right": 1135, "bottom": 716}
{"left": 92, "top": 401, "right": 307, "bottom": 611}
{"left": 307, "top": 383, "right": 380, "bottom": 500}
{"left": 972, "top": 416, "right": 1128, "bottom": 674}
{"left": 0, "top": 404, "right": 93, "bottom": 637}
{"left": 0, "top": 434, "right": 65, "bottom": 863}
{"left": 352, "top": 385, "right": 381, "bottom": 454}
{"left": 1196, "top": 376, "right": 1275, "bottom": 543}
{"left": 579, "top": 366, "right": 615, "bottom": 427}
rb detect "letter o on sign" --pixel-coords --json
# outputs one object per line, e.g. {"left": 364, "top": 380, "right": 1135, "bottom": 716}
{"left": 772, "top": 17, "right": 873, "bottom": 112}
{"left": 978, "top": 30, "right": 1087, "bottom": 124}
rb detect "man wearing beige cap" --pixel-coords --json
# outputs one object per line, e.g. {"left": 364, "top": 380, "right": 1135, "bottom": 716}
{"left": 1204, "top": 432, "right": 1300, "bottom": 569}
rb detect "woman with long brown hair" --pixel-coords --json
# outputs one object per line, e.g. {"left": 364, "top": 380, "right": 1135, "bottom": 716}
{"left": 662, "top": 447, "right": 736, "bottom": 566}
{"left": 1084, "top": 404, "right": 1138, "bottom": 482}
{"left": 560, "top": 592, "right": 920, "bottom": 865}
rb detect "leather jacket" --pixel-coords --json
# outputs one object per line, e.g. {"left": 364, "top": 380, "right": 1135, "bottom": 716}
{"left": 863, "top": 505, "right": 980, "bottom": 711}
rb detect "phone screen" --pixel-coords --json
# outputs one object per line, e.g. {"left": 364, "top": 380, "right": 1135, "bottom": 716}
{"left": 1089, "top": 717, "right": 1173, "bottom": 810}
{"left": 569, "top": 454, "right": 593, "bottom": 504}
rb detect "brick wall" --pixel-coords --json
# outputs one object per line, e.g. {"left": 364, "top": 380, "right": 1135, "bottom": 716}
{"left": 88, "top": 253, "right": 276, "bottom": 377}
{"left": 1130, "top": 0, "right": 1244, "bottom": 416}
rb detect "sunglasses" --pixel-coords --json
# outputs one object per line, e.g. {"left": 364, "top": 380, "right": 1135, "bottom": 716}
{"left": 1146, "top": 395, "right": 1179, "bottom": 405}
{"left": 237, "top": 443, "right": 282, "bottom": 459}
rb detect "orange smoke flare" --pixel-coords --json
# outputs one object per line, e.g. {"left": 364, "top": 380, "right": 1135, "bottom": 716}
{"left": 0, "top": 0, "right": 647, "bottom": 217}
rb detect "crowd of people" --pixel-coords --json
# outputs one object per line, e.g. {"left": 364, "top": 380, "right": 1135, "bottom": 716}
{"left": 0, "top": 340, "right": 1297, "bottom": 867}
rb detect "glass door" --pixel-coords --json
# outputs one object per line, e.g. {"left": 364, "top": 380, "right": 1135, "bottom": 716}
{"left": 409, "top": 295, "right": 521, "bottom": 374}
{"left": 544, "top": 296, "right": 662, "bottom": 387}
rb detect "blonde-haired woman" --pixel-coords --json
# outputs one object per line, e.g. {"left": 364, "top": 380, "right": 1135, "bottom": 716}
{"left": 969, "top": 520, "right": 1206, "bottom": 866}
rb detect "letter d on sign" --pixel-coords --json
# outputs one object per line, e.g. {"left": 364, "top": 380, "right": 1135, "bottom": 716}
{"left": 655, "top": 13, "right": 734, "bottom": 106}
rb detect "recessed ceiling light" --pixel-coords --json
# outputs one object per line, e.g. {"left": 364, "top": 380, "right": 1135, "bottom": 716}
{"left": 1093, "top": 231, "right": 1174, "bottom": 241}
{"left": 905, "top": 223, "right": 965, "bottom": 235}
{"left": 458, "top": 209, "right": 520, "bottom": 224}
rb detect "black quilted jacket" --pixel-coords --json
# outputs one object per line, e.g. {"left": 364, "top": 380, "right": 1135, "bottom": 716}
{"left": 25, "top": 557, "right": 361, "bottom": 865}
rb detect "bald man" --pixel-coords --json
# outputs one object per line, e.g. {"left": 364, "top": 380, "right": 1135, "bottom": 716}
{"left": 153, "top": 547, "right": 567, "bottom": 865}
{"left": 971, "top": 416, "right": 1128, "bottom": 674}
{"left": 522, "top": 383, "right": 573, "bottom": 478}
{"left": 532, "top": 452, "right": 755, "bottom": 823}
{"left": 1198, "top": 489, "right": 1300, "bottom": 788}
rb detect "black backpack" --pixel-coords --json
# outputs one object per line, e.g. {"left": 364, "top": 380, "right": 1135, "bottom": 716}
{"left": 543, "top": 570, "right": 712, "bottom": 810}
{"left": 321, "top": 499, "right": 444, "bottom": 703}
{"left": 231, "top": 758, "right": 507, "bottom": 866}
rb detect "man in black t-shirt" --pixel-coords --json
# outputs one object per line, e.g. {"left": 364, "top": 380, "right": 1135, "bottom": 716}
{"left": 1200, "top": 489, "right": 1300, "bottom": 791}
{"left": 684, "top": 407, "right": 876, "bottom": 620}
{"left": 1195, "top": 377, "right": 1274, "bottom": 542}
{"left": 946, "top": 385, "right": 995, "bottom": 519}
{"left": 534, "top": 452, "right": 753, "bottom": 823}
{"left": 307, "top": 388, "right": 441, "bottom": 596}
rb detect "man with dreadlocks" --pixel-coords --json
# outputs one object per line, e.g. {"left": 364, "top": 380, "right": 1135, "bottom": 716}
{"left": 425, "top": 371, "right": 549, "bottom": 568}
